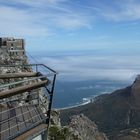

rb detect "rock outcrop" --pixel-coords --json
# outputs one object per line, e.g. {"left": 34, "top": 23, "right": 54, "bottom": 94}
{"left": 0, "top": 37, "right": 48, "bottom": 110}
{"left": 132, "top": 75, "right": 140, "bottom": 106}
{"left": 68, "top": 114, "right": 108, "bottom": 140}
{"left": 49, "top": 114, "right": 108, "bottom": 140}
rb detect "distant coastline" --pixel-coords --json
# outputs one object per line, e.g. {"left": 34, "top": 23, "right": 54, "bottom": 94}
{"left": 56, "top": 96, "right": 100, "bottom": 110}
{"left": 56, "top": 93, "right": 110, "bottom": 111}
{"left": 55, "top": 98, "right": 91, "bottom": 111}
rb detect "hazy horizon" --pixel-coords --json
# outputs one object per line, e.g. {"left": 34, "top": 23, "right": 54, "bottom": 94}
{"left": 28, "top": 50, "right": 140, "bottom": 83}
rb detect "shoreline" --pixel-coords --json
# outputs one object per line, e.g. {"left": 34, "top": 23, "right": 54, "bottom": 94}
{"left": 58, "top": 99, "right": 91, "bottom": 110}
{"left": 54, "top": 93, "right": 109, "bottom": 111}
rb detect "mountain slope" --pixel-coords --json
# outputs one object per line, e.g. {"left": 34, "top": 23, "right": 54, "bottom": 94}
{"left": 60, "top": 76, "right": 140, "bottom": 139}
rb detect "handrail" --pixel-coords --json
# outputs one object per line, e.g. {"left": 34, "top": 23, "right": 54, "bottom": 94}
{"left": 0, "top": 88, "right": 43, "bottom": 104}
{"left": 0, "top": 64, "right": 58, "bottom": 74}
{"left": 0, "top": 75, "right": 48, "bottom": 89}
{"left": 0, "top": 80, "right": 49, "bottom": 99}
{"left": 0, "top": 72, "right": 37, "bottom": 79}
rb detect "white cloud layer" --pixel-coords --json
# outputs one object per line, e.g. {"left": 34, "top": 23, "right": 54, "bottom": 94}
{"left": 0, "top": 5, "right": 49, "bottom": 37}
{"left": 35, "top": 54, "right": 140, "bottom": 82}
{"left": 100, "top": 0, "right": 140, "bottom": 21}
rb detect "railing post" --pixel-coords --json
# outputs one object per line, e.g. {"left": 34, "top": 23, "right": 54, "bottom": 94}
{"left": 36, "top": 64, "right": 38, "bottom": 72}
{"left": 46, "top": 74, "right": 56, "bottom": 125}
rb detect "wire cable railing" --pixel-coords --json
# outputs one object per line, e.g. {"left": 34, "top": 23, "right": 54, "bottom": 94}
{"left": 0, "top": 104, "right": 48, "bottom": 140}
{"left": 0, "top": 85, "right": 49, "bottom": 140}
{"left": 0, "top": 112, "right": 47, "bottom": 140}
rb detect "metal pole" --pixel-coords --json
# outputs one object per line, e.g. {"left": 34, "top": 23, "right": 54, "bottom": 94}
{"left": 47, "top": 74, "right": 56, "bottom": 122}
{"left": 46, "top": 74, "right": 56, "bottom": 139}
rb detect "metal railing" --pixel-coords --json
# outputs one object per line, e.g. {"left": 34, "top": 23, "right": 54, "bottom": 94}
{"left": 0, "top": 64, "right": 57, "bottom": 139}
{"left": 0, "top": 88, "right": 49, "bottom": 139}
{"left": 0, "top": 64, "right": 57, "bottom": 74}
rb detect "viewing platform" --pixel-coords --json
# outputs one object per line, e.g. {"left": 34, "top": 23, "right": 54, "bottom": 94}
{"left": 0, "top": 64, "right": 57, "bottom": 140}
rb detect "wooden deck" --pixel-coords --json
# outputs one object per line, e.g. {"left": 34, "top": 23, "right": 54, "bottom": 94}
{"left": 14, "top": 124, "right": 48, "bottom": 140}
{"left": 0, "top": 105, "right": 47, "bottom": 140}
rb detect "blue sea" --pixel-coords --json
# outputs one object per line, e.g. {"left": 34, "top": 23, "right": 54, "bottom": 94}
{"left": 53, "top": 79, "right": 130, "bottom": 108}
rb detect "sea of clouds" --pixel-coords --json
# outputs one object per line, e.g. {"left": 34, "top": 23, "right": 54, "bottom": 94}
{"left": 33, "top": 52, "right": 140, "bottom": 82}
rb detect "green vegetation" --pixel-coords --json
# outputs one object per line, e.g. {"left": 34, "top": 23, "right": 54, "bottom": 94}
{"left": 49, "top": 126, "right": 80, "bottom": 140}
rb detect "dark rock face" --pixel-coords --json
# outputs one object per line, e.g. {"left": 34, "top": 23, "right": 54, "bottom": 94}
{"left": 132, "top": 75, "right": 140, "bottom": 106}
{"left": 49, "top": 114, "right": 108, "bottom": 140}
{"left": 68, "top": 114, "right": 108, "bottom": 140}
{"left": 60, "top": 76, "right": 140, "bottom": 139}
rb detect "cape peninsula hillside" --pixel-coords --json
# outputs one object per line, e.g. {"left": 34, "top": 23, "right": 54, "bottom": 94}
{"left": 60, "top": 76, "right": 140, "bottom": 140}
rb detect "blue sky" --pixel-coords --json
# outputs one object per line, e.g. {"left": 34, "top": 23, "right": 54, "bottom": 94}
{"left": 0, "top": 0, "right": 140, "bottom": 52}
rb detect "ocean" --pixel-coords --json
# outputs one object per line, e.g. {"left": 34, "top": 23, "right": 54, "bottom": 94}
{"left": 53, "top": 79, "right": 130, "bottom": 108}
